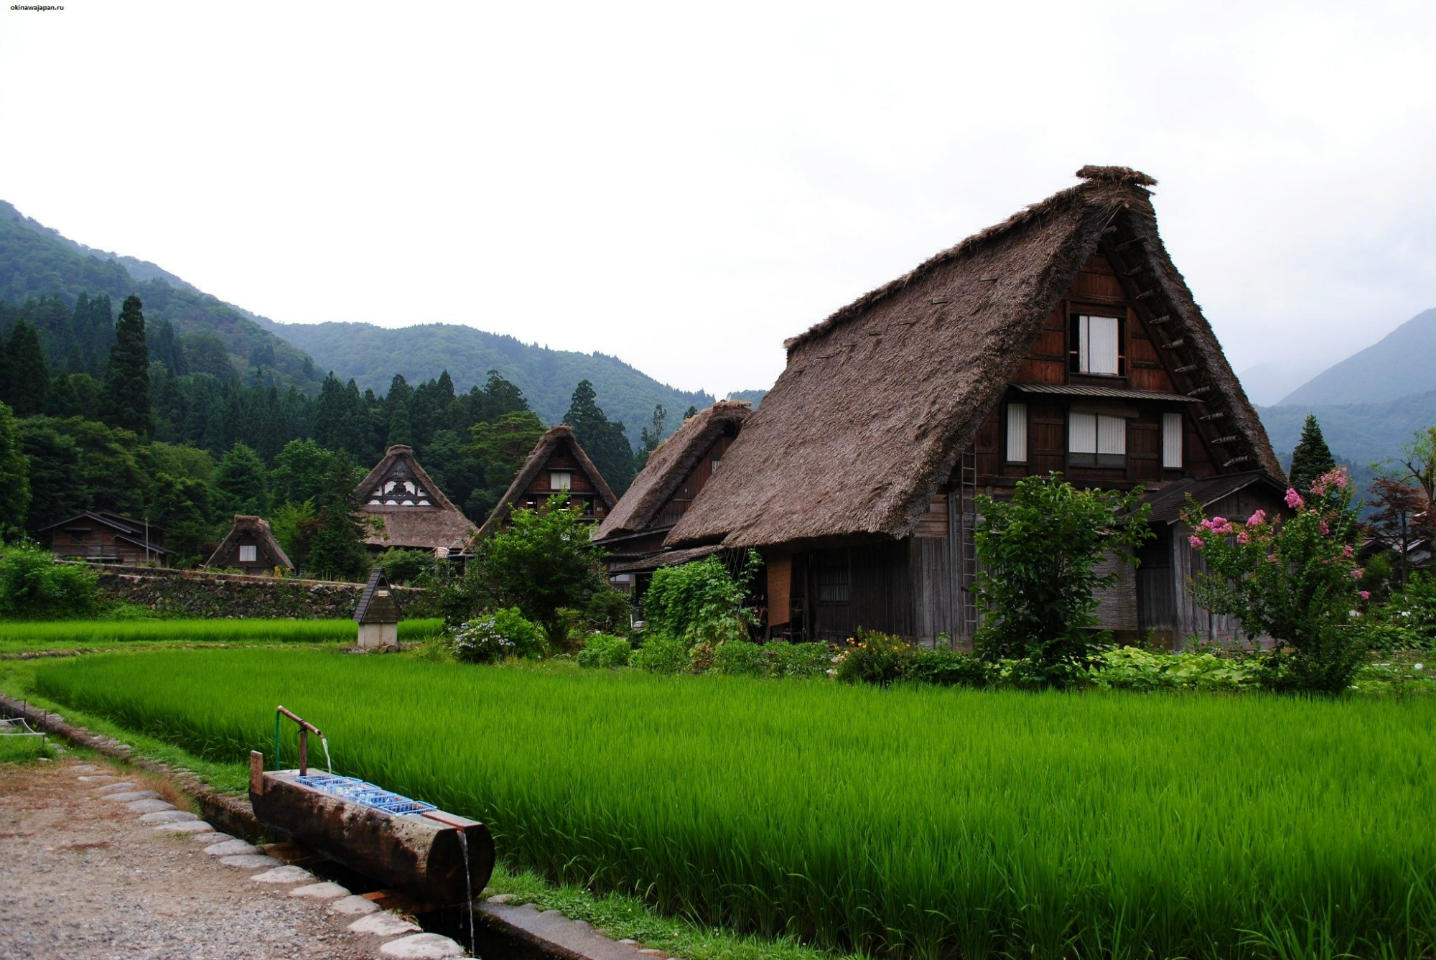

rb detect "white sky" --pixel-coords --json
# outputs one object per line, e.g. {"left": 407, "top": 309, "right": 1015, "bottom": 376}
{"left": 2, "top": 1, "right": 1432, "bottom": 403}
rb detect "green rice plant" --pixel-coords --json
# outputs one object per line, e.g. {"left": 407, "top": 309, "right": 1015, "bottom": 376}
{"left": 32, "top": 650, "right": 1436, "bottom": 960}
{"left": 0, "top": 618, "right": 444, "bottom": 654}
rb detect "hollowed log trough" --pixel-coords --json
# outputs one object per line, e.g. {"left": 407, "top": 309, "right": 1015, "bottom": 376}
{"left": 248, "top": 751, "right": 494, "bottom": 903}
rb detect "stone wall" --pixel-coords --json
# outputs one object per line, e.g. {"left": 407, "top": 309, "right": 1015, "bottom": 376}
{"left": 92, "top": 566, "right": 427, "bottom": 620}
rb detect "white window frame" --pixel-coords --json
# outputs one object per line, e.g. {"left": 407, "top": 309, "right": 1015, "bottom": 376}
{"left": 1075, "top": 314, "right": 1121, "bottom": 376}
{"left": 238, "top": 544, "right": 257, "bottom": 563}
{"left": 1006, "top": 403, "right": 1028, "bottom": 463}
{"left": 550, "top": 470, "right": 572, "bottom": 491}
{"left": 1162, "top": 412, "right": 1183, "bottom": 469}
{"left": 1068, "top": 411, "right": 1126, "bottom": 466}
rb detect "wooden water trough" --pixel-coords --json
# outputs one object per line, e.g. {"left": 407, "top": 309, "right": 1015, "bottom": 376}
{"left": 248, "top": 709, "right": 494, "bottom": 904}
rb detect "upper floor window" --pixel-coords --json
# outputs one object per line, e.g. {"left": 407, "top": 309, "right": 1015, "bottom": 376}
{"left": 1070, "top": 313, "right": 1121, "bottom": 376}
{"left": 550, "top": 470, "right": 572, "bottom": 491}
{"left": 1069, "top": 411, "right": 1126, "bottom": 468}
{"left": 1005, "top": 403, "right": 1028, "bottom": 463}
{"left": 239, "top": 544, "right": 257, "bottom": 563}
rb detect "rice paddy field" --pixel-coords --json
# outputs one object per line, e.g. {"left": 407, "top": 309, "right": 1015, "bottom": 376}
{"left": 30, "top": 648, "right": 1436, "bottom": 960}
{"left": 0, "top": 618, "right": 443, "bottom": 654}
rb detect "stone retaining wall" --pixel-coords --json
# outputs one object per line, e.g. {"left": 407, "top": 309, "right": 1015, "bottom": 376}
{"left": 90, "top": 565, "right": 427, "bottom": 620}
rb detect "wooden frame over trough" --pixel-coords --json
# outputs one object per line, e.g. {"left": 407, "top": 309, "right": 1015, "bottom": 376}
{"left": 668, "top": 166, "right": 1285, "bottom": 648}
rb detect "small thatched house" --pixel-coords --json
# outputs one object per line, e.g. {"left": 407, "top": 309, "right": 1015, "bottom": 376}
{"left": 474, "top": 426, "right": 616, "bottom": 541}
{"left": 41, "top": 512, "right": 168, "bottom": 565}
{"left": 593, "top": 401, "right": 752, "bottom": 595}
{"left": 206, "top": 515, "right": 293, "bottom": 574}
{"left": 355, "top": 445, "right": 477, "bottom": 557}
{"left": 667, "top": 166, "right": 1285, "bottom": 647}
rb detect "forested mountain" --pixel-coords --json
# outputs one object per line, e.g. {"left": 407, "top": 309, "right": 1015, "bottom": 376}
{"left": 263, "top": 320, "right": 713, "bottom": 446}
{"left": 0, "top": 201, "right": 319, "bottom": 390}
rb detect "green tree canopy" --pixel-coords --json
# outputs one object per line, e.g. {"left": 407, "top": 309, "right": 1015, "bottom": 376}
{"left": 0, "top": 401, "right": 31, "bottom": 540}
{"left": 211, "top": 442, "right": 269, "bottom": 518}
{"left": 475, "top": 495, "right": 612, "bottom": 631}
{"left": 3, "top": 319, "right": 49, "bottom": 416}
{"left": 564, "top": 379, "right": 634, "bottom": 494}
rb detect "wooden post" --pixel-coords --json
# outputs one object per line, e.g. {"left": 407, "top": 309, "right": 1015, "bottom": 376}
{"left": 250, "top": 751, "right": 266, "bottom": 796}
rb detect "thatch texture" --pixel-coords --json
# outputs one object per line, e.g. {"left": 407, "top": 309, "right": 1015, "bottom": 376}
{"left": 595, "top": 401, "right": 751, "bottom": 541}
{"left": 669, "top": 168, "right": 1281, "bottom": 550}
{"left": 355, "top": 445, "right": 477, "bottom": 555}
{"left": 473, "top": 426, "right": 618, "bottom": 542}
{"left": 205, "top": 515, "right": 293, "bottom": 572}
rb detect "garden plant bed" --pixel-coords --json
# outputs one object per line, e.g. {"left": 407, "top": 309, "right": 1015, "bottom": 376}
{"left": 28, "top": 648, "right": 1435, "bottom": 960}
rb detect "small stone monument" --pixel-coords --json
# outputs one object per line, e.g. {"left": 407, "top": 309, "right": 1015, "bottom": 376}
{"left": 354, "top": 569, "right": 401, "bottom": 651}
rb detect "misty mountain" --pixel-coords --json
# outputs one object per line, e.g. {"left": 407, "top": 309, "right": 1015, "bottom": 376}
{"left": 1277, "top": 308, "right": 1435, "bottom": 408}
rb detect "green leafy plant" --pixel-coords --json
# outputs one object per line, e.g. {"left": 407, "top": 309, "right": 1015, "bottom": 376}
{"left": 1187, "top": 467, "right": 1369, "bottom": 693}
{"left": 642, "top": 554, "right": 758, "bottom": 648}
{"left": 834, "top": 628, "right": 914, "bottom": 686}
{"left": 0, "top": 544, "right": 99, "bottom": 620}
{"left": 710, "top": 640, "right": 769, "bottom": 678}
{"left": 631, "top": 634, "right": 688, "bottom": 674}
{"left": 765, "top": 642, "right": 831, "bottom": 680}
{"left": 576, "top": 633, "right": 632, "bottom": 669}
{"left": 973, "top": 473, "right": 1153, "bottom": 687}
{"left": 904, "top": 647, "right": 994, "bottom": 688}
{"left": 452, "top": 607, "right": 547, "bottom": 663}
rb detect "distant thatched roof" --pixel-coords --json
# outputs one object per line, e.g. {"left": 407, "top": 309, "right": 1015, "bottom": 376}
{"left": 669, "top": 166, "right": 1282, "bottom": 550}
{"left": 473, "top": 426, "right": 617, "bottom": 541}
{"left": 205, "top": 514, "right": 293, "bottom": 570}
{"left": 595, "top": 401, "right": 751, "bottom": 541}
{"left": 354, "top": 445, "right": 477, "bottom": 555}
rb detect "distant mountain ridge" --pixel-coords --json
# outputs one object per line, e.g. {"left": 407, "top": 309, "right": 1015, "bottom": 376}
{"left": 267, "top": 319, "right": 715, "bottom": 444}
{"left": 1276, "top": 308, "right": 1435, "bottom": 407}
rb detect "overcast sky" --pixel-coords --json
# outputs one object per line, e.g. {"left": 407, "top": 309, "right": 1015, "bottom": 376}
{"left": 2, "top": 1, "right": 1432, "bottom": 404}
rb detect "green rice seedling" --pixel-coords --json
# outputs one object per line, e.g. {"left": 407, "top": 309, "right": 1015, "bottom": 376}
{"left": 0, "top": 618, "right": 443, "bottom": 654}
{"left": 32, "top": 650, "right": 1436, "bottom": 960}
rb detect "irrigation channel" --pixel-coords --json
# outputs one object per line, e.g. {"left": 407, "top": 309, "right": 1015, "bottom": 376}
{"left": 1, "top": 696, "right": 603, "bottom": 960}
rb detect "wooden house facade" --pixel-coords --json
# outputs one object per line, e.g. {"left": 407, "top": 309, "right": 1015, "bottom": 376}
{"left": 355, "top": 445, "right": 478, "bottom": 557}
{"left": 667, "top": 167, "right": 1285, "bottom": 648}
{"left": 41, "top": 512, "right": 169, "bottom": 565}
{"left": 205, "top": 515, "right": 294, "bottom": 575}
{"left": 593, "top": 401, "right": 751, "bottom": 595}
{"left": 473, "top": 426, "right": 617, "bottom": 542}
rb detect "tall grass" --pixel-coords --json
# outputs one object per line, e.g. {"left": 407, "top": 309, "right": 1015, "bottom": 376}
{"left": 0, "top": 618, "right": 444, "bottom": 653}
{"left": 34, "top": 650, "right": 1435, "bottom": 960}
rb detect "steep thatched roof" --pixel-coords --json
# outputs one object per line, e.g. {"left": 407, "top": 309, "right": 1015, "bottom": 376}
{"left": 205, "top": 514, "right": 293, "bottom": 570}
{"left": 473, "top": 426, "right": 617, "bottom": 541}
{"left": 668, "top": 166, "right": 1282, "bottom": 551}
{"left": 595, "top": 401, "right": 751, "bottom": 541}
{"left": 354, "top": 445, "right": 477, "bottom": 555}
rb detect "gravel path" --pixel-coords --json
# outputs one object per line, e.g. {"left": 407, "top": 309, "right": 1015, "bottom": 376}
{"left": 0, "top": 757, "right": 466, "bottom": 959}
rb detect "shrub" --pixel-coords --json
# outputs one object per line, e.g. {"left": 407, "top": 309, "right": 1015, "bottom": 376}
{"left": 835, "top": 628, "right": 915, "bottom": 687}
{"left": 576, "top": 633, "right": 632, "bottom": 669}
{"left": 1358, "top": 574, "right": 1436, "bottom": 653}
{"left": 1187, "top": 467, "right": 1369, "bottom": 694}
{"left": 905, "top": 648, "right": 994, "bottom": 688}
{"left": 474, "top": 496, "right": 612, "bottom": 631}
{"left": 0, "top": 545, "right": 98, "bottom": 620}
{"left": 711, "top": 641, "right": 769, "bottom": 678}
{"left": 452, "top": 607, "right": 547, "bottom": 663}
{"left": 1089, "top": 646, "right": 1259, "bottom": 692}
{"left": 974, "top": 473, "right": 1152, "bottom": 688}
{"left": 631, "top": 634, "right": 688, "bottom": 674}
{"left": 766, "top": 642, "right": 831, "bottom": 679}
{"left": 376, "top": 548, "right": 437, "bottom": 586}
{"left": 643, "top": 554, "right": 757, "bottom": 647}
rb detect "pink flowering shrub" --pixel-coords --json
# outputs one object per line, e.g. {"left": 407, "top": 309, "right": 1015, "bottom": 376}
{"left": 1184, "top": 467, "right": 1368, "bottom": 693}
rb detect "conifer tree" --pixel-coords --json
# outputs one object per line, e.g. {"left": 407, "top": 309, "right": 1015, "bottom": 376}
{"left": 211, "top": 442, "right": 269, "bottom": 517}
{"left": 4, "top": 319, "right": 49, "bottom": 415}
{"left": 1288, "top": 414, "right": 1336, "bottom": 493}
{"left": 563, "top": 379, "right": 634, "bottom": 494}
{"left": 102, "top": 295, "right": 153, "bottom": 436}
{"left": 0, "top": 401, "right": 31, "bottom": 540}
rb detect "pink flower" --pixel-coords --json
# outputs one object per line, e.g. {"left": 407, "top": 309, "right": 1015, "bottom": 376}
{"left": 1359, "top": 590, "right": 1371, "bottom": 601}
{"left": 1319, "top": 521, "right": 1330, "bottom": 535}
{"left": 1189, "top": 535, "right": 1205, "bottom": 549}
{"left": 1284, "top": 489, "right": 1304, "bottom": 509}
{"left": 1267, "top": 553, "right": 1279, "bottom": 564}
{"left": 1236, "top": 530, "right": 1250, "bottom": 544}
{"left": 1351, "top": 568, "right": 1364, "bottom": 580}
{"left": 1342, "top": 543, "right": 1354, "bottom": 559}
{"left": 1247, "top": 510, "right": 1266, "bottom": 527}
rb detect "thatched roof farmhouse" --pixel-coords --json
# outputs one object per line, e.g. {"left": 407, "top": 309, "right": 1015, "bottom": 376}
{"left": 355, "top": 444, "right": 477, "bottom": 557}
{"left": 205, "top": 514, "right": 293, "bottom": 574}
{"left": 473, "top": 426, "right": 617, "bottom": 542}
{"left": 668, "top": 166, "right": 1284, "bottom": 646}
{"left": 594, "top": 400, "right": 751, "bottom": 591}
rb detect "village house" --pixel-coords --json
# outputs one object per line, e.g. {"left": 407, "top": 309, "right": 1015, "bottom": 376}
{"left": 41, "top": 511, "right": 168, "bottom": 565}
{"left": 473, "top": 425, "right": 616, "bottom": 542}
{"left": 666, "top": 166, "right": 1285, "bottom": 648}
{"left": 355, "top": 444, "right": 478, "bottom": 558}
{"left": 593, "top": 400, "right": 751, "bottom": 596}
{"left": 205, "top": 514, "right": 294, "bottom": 575}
